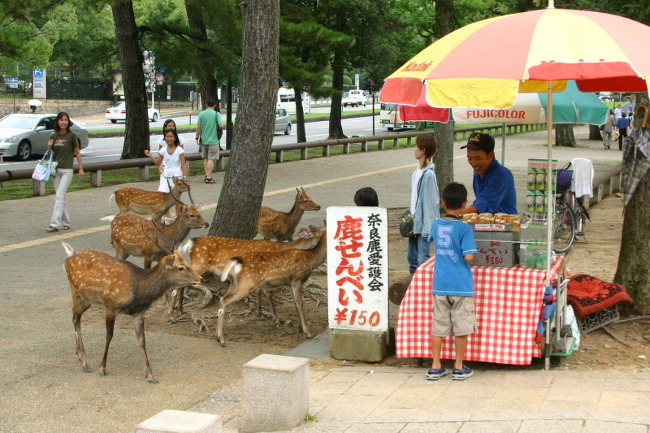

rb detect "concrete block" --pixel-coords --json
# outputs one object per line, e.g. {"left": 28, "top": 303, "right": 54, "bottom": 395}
{"left": 241, "top": 354, "right": 310, "bottom": 433}
{"left": 135, "top": 409, "right": 221, "bottom": 433}
{"left": 330, "top": 329, "right": 391, "bottom": 363}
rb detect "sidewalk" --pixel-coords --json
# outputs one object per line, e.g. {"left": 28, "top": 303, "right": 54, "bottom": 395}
{"left": 0, "top": 125, "right": 645, "bottom": 433}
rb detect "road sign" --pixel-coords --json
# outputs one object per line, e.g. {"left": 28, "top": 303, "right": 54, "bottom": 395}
{"left": 8, "top": 77, "right": 18, "bottom": 89}
{"left": 155, "top": 73, "right": 164, "bottom": 83}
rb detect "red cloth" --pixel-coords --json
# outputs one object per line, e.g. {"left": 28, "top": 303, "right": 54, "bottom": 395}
{"left": 566, "top": 274, "right": 633, "bottom": 319}
{"left": 396, "top": 256, "right": 565, "bottom": 365}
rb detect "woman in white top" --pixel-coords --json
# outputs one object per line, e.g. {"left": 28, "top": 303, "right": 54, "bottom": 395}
{"left": 157, "top": 119, "right": 186, "bottom": 149}
{"left": 145, "top": 128, "right": 187, "bottom": 217}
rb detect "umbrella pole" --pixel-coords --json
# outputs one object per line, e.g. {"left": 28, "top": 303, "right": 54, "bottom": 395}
{"left": 501, "top": 123, "right": 506, "bottom": 165}
{"left": 545, "top": 82, "right": 554, "bottom": 287}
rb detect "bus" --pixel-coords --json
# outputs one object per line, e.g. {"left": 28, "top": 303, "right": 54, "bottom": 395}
{"left": 379, "top": 103, "right": 435, "bottom": 130}
{"left": 277, "top": 87, "right": 310, "bottom": 115}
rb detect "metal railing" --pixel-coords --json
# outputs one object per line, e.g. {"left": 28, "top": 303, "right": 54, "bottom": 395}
{"left": 1, "top": 123, "right": 547, "bottom": 196}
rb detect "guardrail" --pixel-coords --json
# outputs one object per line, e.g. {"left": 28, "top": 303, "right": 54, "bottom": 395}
{"left": 2, "top": 122, "right": 548, "bottom": 196}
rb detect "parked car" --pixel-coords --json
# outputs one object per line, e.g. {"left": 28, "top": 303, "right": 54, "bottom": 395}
{"left": 105, "top": 102, "right": 159, "bottom": 123}
{"left": 0, "top": 113, "right": 89, "bottom": 161}
{"left": 275, "top": 108, "right": 292, "bottom": 135}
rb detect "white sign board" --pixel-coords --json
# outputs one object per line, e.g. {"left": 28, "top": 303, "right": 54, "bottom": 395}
{"left": 327, "top": 206, "right": 389, "bottom": 332}
{"left": 8, "top": 77, "right": 18, "bottom": 89}
{"left": 32, "top": 68, "right": 46, "bottom": 99}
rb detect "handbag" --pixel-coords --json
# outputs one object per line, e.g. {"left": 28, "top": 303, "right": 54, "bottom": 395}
{"left": 599, "top": 124, "right": 605, "bottom": 131}
{"left": 399, "top": 210, "right": 415, "bottom": 237}
{"left": 32, "top": 151, "right": 53, "bottom": 182}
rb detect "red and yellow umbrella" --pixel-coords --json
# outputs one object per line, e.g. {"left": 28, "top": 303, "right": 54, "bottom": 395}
{"left": 381, "top": 6, "right": 650, "bottom": 109}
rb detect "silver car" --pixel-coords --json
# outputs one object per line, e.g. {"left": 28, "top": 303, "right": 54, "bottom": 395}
{"left": 274, "top": 108, "right": 292, "bottom": 135}
{"left": 0, "top": 113, "right": 90, "bottom": 161}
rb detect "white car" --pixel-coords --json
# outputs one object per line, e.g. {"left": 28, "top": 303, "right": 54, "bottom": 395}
{"left": 0, "top": 113, "right": 89, "bottom": 161}
{"left": 105, "top": 102, "right": 159, "bottom": 123}
{"left": 274, "top": 108, "right": 292, "bottom": 135}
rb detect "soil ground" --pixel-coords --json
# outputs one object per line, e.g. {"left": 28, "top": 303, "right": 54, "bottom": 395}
{"left": 83, "top": 195, "right": 650, "bottom": 373}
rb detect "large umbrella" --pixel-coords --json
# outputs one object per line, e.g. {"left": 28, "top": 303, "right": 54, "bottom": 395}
{"left": 381, "top": 3, "right": 650, "bottom": 282}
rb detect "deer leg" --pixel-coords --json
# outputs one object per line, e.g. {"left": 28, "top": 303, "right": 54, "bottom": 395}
{"left": 98, "top": 310, "right": 117, "bottom": 377}
{"left": 143, "top": 256, "right": 153, "bottom": 269}
{"left": 72, "top": 301, "right": 91, "bottom": 372}
{"left": 263, "top": 289, "right": 280, "bottom": 324}
{"left": 216, "top": 289, "right": 247, "bottom": 347}
{"left": 290, "top": 280, "right": 312, "bottom": 338}
{"left": 133, "top": 314, "right": 157, "bottom": 384}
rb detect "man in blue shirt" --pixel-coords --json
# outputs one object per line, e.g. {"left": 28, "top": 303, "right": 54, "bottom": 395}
{"left": 461, "top": 132, "right": 517, "bottom": 215}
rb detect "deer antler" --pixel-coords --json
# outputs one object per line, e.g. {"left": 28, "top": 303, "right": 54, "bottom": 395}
{"left": 142, "top": 221, "right": 174, "bottom": 255}
{"left": 181, "top": 178, "right": 195, "bottom": 205}
{"left": 166, "top": 178, "right": 189, "bottom": 207}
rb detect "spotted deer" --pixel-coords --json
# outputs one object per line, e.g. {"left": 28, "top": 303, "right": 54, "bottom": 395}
{"left": 61, "top": 240, "right": 203, "bottom": 383}
{"left": 172, "top": 226, "right": 321, "bottom": 317}
{"left": 256, "top": 188, "right": 321, "bottom": 241}
{"left": 216, "top": 228, "right": 327, "bottom": 346}
{"left": 110, "top": 176, "right": 191, "bottom": 222}
{"left": 106, "top": 204, "right": 209, "bottom": 269}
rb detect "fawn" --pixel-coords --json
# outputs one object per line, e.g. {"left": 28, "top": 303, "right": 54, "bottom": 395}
{"left": 256, "top": 188, "right": 320, "bottom": 241}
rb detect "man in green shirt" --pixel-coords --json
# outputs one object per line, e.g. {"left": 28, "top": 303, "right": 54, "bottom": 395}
{"left": 196, "top": 99, "right": 225, "bottom": 184}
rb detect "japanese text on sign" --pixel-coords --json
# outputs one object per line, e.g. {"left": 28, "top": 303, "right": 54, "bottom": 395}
{"left": 327, "top": 207, "right": 388, "bottom": 332}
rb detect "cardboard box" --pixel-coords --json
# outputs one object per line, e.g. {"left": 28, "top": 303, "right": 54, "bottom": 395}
{"left": 473, "top": 230, "right": 519, "bottom": 267}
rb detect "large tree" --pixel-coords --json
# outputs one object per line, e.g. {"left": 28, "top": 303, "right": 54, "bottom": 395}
{"left": 209, "top": 0, "right": 279, "bottom": 238}
{"left": 111, "top": 0, "right": 150, "bottom": 159}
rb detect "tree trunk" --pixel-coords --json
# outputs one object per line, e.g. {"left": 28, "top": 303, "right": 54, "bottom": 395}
{"left": 434, "top": 0, "right": 454, "bottom": 189}
{"left": 614, "top": 92, "right": 650, "bottom": 314}
{"left": 209, "top": 0, "right": 279, "bottom": 239}
{"left": 554, "top": 123, "right": 577, "bottom": 147}
{"left": 588, "top": 124, "right": 602, "bottom": 140}
{"left": 111, "top": 0, "right": 150, "bottom": 159}
{"left": 185, "top": 1, "right": 219, "bottom": 110}
{"left": 433, "top": 119, "right": 454, "bottom": 195}
{"left": 328, "top": 56, "right": 346, "bottom": 139}
{"left": 294, "top": 86, "right": 306, "bottom": 143}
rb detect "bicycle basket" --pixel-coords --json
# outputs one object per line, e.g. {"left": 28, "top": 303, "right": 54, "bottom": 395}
{"left": 556, "top": 169, "right": 572, "bottom": 193}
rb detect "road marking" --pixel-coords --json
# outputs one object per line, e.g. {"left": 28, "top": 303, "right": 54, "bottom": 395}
{"left": 1, "top": 141, "right": 532, "bottom": 252}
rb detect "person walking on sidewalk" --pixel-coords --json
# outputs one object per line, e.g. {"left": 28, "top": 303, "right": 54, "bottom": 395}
{"left": 407, "top": 134, "right": 440, "bottom": 274}
{"left": 616, "top": 112, "right": 630, "bottom": 151}
{"left": 426, "top": 182, "right": 477, "bottom": 381}
{"left": 602, "top": 109, "right": 615, "bottom": 149}
{"left": 45, "top": 112, "right": 85, "bottom": 232}
{"left": 195, "top": 99, "right": 225, "bottom": 184}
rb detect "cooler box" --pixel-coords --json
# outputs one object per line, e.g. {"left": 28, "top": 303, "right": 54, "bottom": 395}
{"left": 473, "top": 230, "right": 519, "bottom": 267}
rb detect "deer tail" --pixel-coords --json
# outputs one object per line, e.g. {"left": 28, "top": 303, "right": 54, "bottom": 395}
{"left": 179, "top": 239, "right": 194, "bottom": 256}
{"left": 108, "top": 193, "right": 115, "bottom": 207}
{"left": 100, "top": 214, "right": 116, "bottom": 222}
{"left": 221, "top": 258, "right": 243, "bottom": 282}
{"left": 61, "top": 242, "right": 75, "bottom": 258}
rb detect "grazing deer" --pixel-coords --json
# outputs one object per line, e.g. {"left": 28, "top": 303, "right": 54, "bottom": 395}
{"left": 107, "top": 204, "right": 209, "bottom": 269}
{"left": 216, "top": 229, "right": 327, "bottom": 346}
{"left": 110, "top": 176, "right": 192, "bottom": 222}
{"left": 62, "top": 240, "right": 202, "bottom": 383}
{"left": 256, "top": 188, "right": 321, "bottom": 241}
{"left": 172, "top": 226, "right": 321, "bottom": 317}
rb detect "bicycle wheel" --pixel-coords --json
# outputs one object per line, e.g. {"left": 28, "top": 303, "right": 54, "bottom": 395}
{"left": 553, "top": 204, "right": 576, "bottom": 253}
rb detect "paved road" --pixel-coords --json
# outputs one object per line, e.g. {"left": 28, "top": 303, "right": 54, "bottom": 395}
{"left": 0, "top": 126, "right": 638, "bottom": 433}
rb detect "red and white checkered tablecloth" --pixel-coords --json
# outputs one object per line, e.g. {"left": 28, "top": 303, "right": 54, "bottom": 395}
{"left": 396, "top": 255, "right": 565, "bottom": 365}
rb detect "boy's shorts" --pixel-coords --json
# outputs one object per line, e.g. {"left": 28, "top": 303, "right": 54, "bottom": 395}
{"left": 431, "top": 295, "right": 477, "bottom": 337}
{"left": 201, "top": 144, "right": 220, "bottom": 160}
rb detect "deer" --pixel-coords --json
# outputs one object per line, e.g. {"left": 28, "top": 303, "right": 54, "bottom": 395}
{"left": 256, "top": 187, "right": 321, "bottom": 241}
{"left": 61, "top": 234, "right": 203, "bottom": 383}
{"left": 109, "top": 176, "right": 191, "bottom": 222}
{"left": 172, "top": 226, "right": 321, "bottom": 318}
{"left": 215, "top": 228, "right": 327, "bottom": 346}
{"left": 105, "top": 193, "right": 209, "bottom": 269}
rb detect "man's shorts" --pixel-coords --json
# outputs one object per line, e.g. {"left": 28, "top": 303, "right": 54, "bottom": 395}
{"left": 431, "top": 295, "right": 477, "bottom": 337}
{"left": 200, "top": 144, "right": 220, "bottom": 160}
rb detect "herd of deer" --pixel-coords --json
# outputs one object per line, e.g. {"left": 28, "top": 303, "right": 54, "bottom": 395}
{"left": 62, "top": 177, "right": 324, "bottom": 383}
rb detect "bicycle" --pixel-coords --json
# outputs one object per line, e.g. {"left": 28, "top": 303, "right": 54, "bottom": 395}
{"left": 552, "top": 169, "right": 590, "bottom": 253}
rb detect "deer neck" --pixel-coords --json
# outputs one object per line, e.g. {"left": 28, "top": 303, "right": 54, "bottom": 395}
{"left": 284, "top": 201, "right": 305, "bottom": 231}
{"left": 163, "top": 218, "right": 191, "bottom": 246}
{"left": 124, "top": 266, "right": 177, "bottom": 315}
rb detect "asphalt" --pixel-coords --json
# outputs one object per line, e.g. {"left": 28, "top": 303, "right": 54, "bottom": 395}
{"left": 1, "top": 125, "right": 647, "bottom": 433}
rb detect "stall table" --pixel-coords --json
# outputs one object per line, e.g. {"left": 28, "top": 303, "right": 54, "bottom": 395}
{"left": 396, "top": 255, "right": 565, "bottom": 365}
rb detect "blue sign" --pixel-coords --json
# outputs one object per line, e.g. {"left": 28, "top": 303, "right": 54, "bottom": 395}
{"left": 8, "top": 77, "right": 19, "bottom": 84}
{"left": 33, "top": 69, "right": 44, "bottom": 78}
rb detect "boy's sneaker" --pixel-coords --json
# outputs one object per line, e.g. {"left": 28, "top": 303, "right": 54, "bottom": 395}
{"left": 452, "top": 366, "right": 474, "bottom": 381}
{"left": 425, "top": 368, "right": 448, "bottom": 381}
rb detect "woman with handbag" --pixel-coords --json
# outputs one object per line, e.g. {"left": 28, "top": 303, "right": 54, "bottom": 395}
{"left": 45, "top": 112, "right": 84, "bottom": 232}
{"left": 407, "top": 134, "right": 440, "bottom": 274}
{"left": 601, "top": 109, "right": 615, "bottom": 149}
